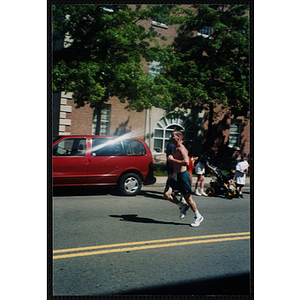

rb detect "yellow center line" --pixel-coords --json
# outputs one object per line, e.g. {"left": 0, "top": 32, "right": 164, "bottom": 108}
{"left": 53, "top": 232, "right": 249, "bottom": 253}
{"left": 53, "top": 232, "right": 250, "bottom": 260}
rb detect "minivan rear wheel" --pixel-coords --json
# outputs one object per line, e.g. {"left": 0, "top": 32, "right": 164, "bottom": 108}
{"left": 118, "top": 173, "right": 142, "bottom": 196}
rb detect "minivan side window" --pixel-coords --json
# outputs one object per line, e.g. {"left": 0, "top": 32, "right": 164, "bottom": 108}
{"left": 123, "top": 139, "right": 146, "bottom": 156}
{"left": 53, "top": 138, "right": 86, "bottom": 156}
{"left": 91, "top": 138, "right": 123, "bottom": 156}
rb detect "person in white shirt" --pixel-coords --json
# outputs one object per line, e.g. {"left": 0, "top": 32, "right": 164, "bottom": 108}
{"left": 235, "top": 153, "right": 249, "bottom": 198}
{"left": 194, "top": 155, "right": 215, "bottom": 196}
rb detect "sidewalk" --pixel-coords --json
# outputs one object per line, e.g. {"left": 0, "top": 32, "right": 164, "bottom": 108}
{"left": 151, "top": 176, "right": 250, "bottom": 188}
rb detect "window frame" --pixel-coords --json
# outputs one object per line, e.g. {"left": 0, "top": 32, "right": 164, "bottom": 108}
{"left": 228, "top": 119, "right": 242, "bottom": 149}
{"left": 92, "top": 104, "right": 111, "bottom": 136}
{"left": 153, "top": 115, "right": 194, "bottom": 154}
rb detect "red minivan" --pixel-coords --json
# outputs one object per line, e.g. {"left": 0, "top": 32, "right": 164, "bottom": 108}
{"left": 52, "top": 135, "right": 156, "bottom": 195}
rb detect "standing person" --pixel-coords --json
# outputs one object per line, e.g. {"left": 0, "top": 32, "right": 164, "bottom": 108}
{"left": 194, "top": 154, "right": 215, "bottom": 196}
{"left": 188, "top": 155, "right": 198, "bottom": 185}
{"left": 235, "top": 153, "right": 249, "bottom": 198}
{"left": 164, "top": 130, "right": 204, "bottom": 227}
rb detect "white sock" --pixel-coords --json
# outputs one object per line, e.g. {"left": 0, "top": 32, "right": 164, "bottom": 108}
{"left": 195, "top": 210, "right": 201, "bottom": 218}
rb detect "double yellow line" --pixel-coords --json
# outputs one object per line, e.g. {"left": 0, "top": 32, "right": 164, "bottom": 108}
{"left": 53, "top": 232, "right": 250, "bottom": 260}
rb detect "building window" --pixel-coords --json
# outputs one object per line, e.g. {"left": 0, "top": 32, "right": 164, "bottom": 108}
{"left": 101, "top": 6, "right": 114, "bottom": 13}
{"left": 151, "top": 5, "right": 169, "bottom": 29}
{"left": 92, "top": 104, "right": 111, "bottom": 135}
{"left": 151, "top": 20, "right": 168, "bottom": 29}
{"left": 197, "top": 26, "right": 212, "bottom": 39}
{"left": 153, "top": 115, "right": 194, "bottom": 154}
{"left": 149, "top": 61, "right": 164, "bottom": 77}
{"left": 228, "top": 119, "right": 242, "bottom": 149}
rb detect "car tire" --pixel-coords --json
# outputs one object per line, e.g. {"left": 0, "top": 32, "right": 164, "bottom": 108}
{"left": 118, "top": 173, "right": 142, "bottom": 196}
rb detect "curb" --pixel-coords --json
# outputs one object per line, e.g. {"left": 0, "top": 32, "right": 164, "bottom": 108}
{"left": 149, "top": 177, "right": 250, "bottom": 188}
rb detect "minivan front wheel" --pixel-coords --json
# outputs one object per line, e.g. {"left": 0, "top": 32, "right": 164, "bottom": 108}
{"left": 118, "top": 173, "right": 142, "bottom": 196}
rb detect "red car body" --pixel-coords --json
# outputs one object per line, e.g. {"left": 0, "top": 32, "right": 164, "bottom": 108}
{"left": 52, "top": 135, "right": 156, "bottom": 195}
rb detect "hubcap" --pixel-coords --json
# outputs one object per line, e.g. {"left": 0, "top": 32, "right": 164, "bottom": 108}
{"left": 124, "top": 177, "right": 138, "bottom": 193}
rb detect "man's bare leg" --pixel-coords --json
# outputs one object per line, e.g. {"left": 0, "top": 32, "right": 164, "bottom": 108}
{"left": 164, "top": 186, "right": 179, "bottom": 204}
{"left": 164, "top": 186, "right": 190, "bottom": 219}
{"left": 183, "top": 193, "right": 197, "bottom": 212}
{"left": 184, "top": 193, "right": 204, "bottom": 227}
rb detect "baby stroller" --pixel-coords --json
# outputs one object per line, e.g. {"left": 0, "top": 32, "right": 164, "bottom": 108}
{"left": 205, "top": 166, "right": 238, "bottom": 199}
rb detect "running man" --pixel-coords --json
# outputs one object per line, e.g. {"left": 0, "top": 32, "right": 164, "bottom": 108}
{"left": 164, "top": 130, "right": 204, "bottom": 227}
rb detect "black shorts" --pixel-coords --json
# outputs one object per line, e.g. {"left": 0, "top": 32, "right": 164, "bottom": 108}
{"left": 236, "top": 183, "right": 245, "bottom": 188}
{"left": 166, "top": 163, "right": 173, "bottom": 175}
{"left": 168, "top": 170, "right": 192, "bottom": 196}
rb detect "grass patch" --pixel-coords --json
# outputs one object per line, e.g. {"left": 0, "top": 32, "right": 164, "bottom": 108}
{"left": 153, "top": 167, "right": 168, "bottom": 177}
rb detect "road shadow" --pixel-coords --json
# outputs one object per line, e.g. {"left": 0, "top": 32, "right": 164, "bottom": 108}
{"left": 53, "top": 187, "right": 171, "bottom": 200}
{"left": 139, "top": 190, "right": 165, "bottom": 200}
{"left": 112, "top": 272, "right": 250, "bottom": 296}
{"left": 194, "top": 192, "right": 250, "bottom": 200}
{"left": 53, "top": 186, "right": 114, "bottom": 197}
{"left": 109, "top": 214, "right": 189, "bottom": 226}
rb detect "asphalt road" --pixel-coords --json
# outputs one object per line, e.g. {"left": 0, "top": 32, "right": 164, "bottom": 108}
{"left": 52, "top": 186, "right": 251, "bottom": 296}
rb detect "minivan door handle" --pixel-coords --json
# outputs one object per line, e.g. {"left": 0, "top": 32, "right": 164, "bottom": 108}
{"left": 84, "top": 159, "right": 90, "bottom": 166}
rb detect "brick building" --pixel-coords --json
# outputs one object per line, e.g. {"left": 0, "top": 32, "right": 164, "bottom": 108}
{"left": 52, "top": 5, "right": 250, "bottom": 168}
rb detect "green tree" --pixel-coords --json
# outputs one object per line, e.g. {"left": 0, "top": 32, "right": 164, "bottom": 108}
{"left": 52, "top": 4, "right": 250, "bottom": 137}
{"left": 52, "top": 4, "right": 173, "bottom": 114}
{"left": 156, "top": 4, "right": 250, "bottom": 121}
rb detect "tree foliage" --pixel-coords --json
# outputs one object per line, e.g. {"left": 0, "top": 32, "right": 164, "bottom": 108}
{"left": 52, "top": 4, "right": 250, "bottom": 119}
{"left": 158, "top": 4, "right": 250, "bottom": 118}
{"left": 52, "top": 4, "right": 173, "bottom": 110}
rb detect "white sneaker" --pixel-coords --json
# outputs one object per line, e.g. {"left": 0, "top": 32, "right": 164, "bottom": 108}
{"left": 194, "top": 189, "right": 201, "bottom": 196}
{"left": 201, "top": 191, "right": 208, "bottom": 196}
{"left": 190, "top": 215, "right": 204, "bottom": 227}
{"left": 179, "top": 204, "right": 189, "bottom": 219}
